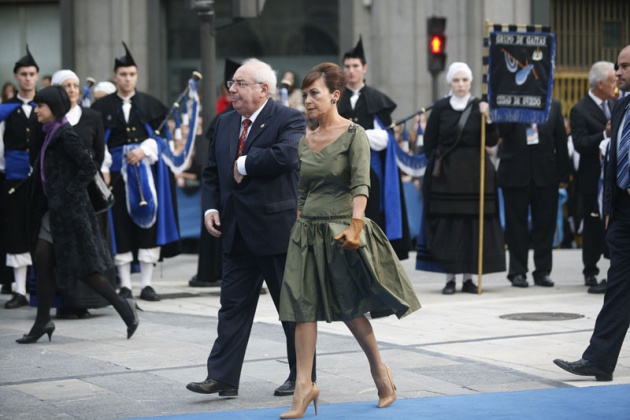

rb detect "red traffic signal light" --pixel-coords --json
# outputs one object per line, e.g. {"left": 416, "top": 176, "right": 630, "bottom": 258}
{"left": 427, "top": 17, "right": 447, "bottom": 74}
{"left": 430, "top": 35, "right": 445, "bottom": 54}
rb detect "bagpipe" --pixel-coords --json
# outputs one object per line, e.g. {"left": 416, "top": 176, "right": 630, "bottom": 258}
{"left": 152, "top": 70, "right": 203, "bottom": 175}
{"left": 383, "top": 106, "right": 433, "bottom": 178}
{"left": 121, "top": 71, "right": 202, "bottom": 239}
{"left": 80, "top": 77, "right": 95, "bottom": 107}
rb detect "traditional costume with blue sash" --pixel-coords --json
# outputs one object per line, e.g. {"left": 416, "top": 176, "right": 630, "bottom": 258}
{"left": 1, "top": 97, "right": 44, "bottom": 255}
{"left": 92, "top": 90, "right": 180, "bottom": 257}
{"left": 1, "top": 44, "right": 41, "bottom": 307}
{"left": 338, "top": 83, "right": 411, "bottom": 260}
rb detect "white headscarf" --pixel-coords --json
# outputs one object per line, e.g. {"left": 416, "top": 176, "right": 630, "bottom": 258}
{"left": 51, "top": 69, "right": 79, "bottom": 86}
{"left": 446, "top": 62, "right": 473, "bottom": 84}
{"left": 94, "top": 81, "right": 116, "bottom": 95}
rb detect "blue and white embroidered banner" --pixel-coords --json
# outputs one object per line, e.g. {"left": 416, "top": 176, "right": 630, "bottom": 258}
{"left": 487, "top": 26, "right": 555, "bottom": 124}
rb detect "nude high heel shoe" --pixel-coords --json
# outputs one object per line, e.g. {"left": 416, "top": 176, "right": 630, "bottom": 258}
{"left": 377, "top": 365, "right": 397, "bottom": 408}
{"left": 280, "top": 382, "right": 319, "bottom": 419}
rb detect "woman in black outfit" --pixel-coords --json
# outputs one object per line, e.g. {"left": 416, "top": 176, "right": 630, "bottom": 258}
{"left": 415, "top": 62, "right": 505, "bottom": 294}
{"left": 16, "top": 86, "right": 138, "bottom": 344}
{"left": 51, "top": 69, "right": 115, "bottom": 319}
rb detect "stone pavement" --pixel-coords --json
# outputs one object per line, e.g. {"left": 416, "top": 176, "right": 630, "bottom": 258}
{"left": 1, "top": 249, "right": 628, "bottom": 419}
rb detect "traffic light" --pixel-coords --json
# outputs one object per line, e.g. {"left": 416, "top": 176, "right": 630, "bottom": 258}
{"left": 427, "top": 17, "right": 447, "bottom": 74}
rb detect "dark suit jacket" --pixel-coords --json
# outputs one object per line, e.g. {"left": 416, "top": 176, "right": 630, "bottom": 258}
{"left": 202, "top": 98, "right": 305, "bottom": 256}
{"left": 603, "top": 95, "right": 630, "bottom": 217}
{"left": 570, "top": 94, "right": 617, "bottom": 194}
{"left": 497, "top": 100, "right": 570, "bottom": 188}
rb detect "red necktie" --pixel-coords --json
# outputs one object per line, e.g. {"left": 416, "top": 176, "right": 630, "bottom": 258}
{"left": 237, "top": 119, "right": 251, "bottom": 158}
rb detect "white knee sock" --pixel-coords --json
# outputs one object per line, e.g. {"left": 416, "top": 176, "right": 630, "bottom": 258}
{"left": 14, "top": 266, "right": 28, "bottom": 295}
{"left": 118, "top": 262, "right": 132, "bottom": 290}
{"left": 446, "top": 273, "right": 456, "bottom": 283}
{"left": 140, "top": 262, "right": 154, "bottom": 289}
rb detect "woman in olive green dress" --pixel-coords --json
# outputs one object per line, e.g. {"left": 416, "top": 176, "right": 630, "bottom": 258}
{"left": 278, "top": 63, "right": 420, "bottom": 419}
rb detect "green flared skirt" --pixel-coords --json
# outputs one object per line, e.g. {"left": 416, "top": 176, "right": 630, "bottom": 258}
{"left": 279, "top": 216, "right": 421, "bottom": 323}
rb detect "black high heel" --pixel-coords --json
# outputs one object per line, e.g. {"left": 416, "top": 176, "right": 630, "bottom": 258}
{"left": 124, "top": 298, "right": 139, "bottom": 339}
{"left": 16, "top": 320, "right": 56, "bottom": 344}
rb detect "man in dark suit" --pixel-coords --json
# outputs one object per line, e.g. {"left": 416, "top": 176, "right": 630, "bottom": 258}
{"left": 498, "top": 100, "right": 570, "bottom": 288}
{"left": 186, "top": 58, "right": 307, "bottom": 397}
{"left": 570, "top": 61, "right": 617, "bottom": 291}
{"left": 554, "top": 45, "right": 630, "bottom": 381}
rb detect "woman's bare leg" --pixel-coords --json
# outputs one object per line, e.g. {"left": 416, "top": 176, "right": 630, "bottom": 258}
{"left": 344, "top": 316, "right": 395, "bottom": 405}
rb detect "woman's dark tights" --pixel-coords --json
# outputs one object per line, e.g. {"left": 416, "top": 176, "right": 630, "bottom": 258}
{"left": 32, "top": 239, "right": 57, "bottom": 328}
{"left": 32, "top": 238, "right": 134, "bottom": 331}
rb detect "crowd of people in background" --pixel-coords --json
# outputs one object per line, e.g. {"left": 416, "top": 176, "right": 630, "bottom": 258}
{"left": 0, "top": 42, "right": 620, "bottom": 308}
{"left": 2, "top": 36, "right": 630, "bottom": 411}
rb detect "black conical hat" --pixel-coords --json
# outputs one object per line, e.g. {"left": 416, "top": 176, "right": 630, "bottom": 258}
{"left": 114, "top": 42, "right": 137, "bottom": 71}
{"left": 14, "top": 44, "right": 39, "bottom": 73}
{"left": 224, "top": 58, "right": 241, "bottom": 83}
{"left": 343, "top": 36, "right": 366, "bottom": 63}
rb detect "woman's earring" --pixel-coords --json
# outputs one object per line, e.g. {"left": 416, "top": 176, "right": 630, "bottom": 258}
{"left": 331, "top": 98, "right": 337, "bottom": 104}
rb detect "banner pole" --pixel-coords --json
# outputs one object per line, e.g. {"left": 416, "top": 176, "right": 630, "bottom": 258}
{"left": 478, "top": 19, "right": 492, "bottom": 294}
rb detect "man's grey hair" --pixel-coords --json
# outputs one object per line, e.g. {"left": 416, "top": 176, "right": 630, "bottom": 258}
{"left": 589, "top": 61, "right": 614, "bottom": 89}
{"left": 242, "top": 58, "right": 277, "bottom": 96}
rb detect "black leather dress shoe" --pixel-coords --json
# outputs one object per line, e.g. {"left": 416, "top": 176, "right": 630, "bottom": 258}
{"left": 274, "top": 379, "right": 295, "bottom": 396}
{"left": 1, "top": 283, "right": 12, "bottom": 295}
{"left": 584, "top": 275, "right": 598, "bottom": 287}
{"left": 510, "top": 274, "right": 529, "bottom": 288}
{"left": 461, "top": 280, "right": 478, "bottom": 294}
{"left": 186, "top": 379, "right": 238, "bottom": 396}
{"left": 140, "top": 286, "right": 161, "bottom": 301}
{"left": 442, "top": 281, "right": 456, "bottom": 295}
{"left": 588, "top": 280, "right": 607, "bottom": 294}
{"left": 5, "top": 293, "right": 28, "bottom": 309}
{"left": 534, "top": 275, "right": 554, "bottom": 287}
{"left": 553, "top": 358, "right": 612, "bottom": 381}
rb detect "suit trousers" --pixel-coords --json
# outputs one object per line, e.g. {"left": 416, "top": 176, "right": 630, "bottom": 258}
{"left": 583, "top": 192, "right": 630, "bottom": 372}
{"left": 194, "top": 221, "right": 222, "bottom": 283}
{"left": 502, "top": 185, "right": 558, "bottom": 279}
{"left": 581, "top": 193, "right": 605, "bottom": 277}
{"left": 205, "top": 226, "right": 298, "bottom": 388}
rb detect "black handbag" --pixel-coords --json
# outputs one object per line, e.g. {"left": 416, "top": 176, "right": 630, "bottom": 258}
{"left": 88, "top": 172, "right": 115, "bottom": 214}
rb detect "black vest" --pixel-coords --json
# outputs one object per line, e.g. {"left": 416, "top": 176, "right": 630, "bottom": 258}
{"left": 92, "top": 92, "right": 168, "bottom": 150}
{"left": 3, "top": 97, "right": 43, "bottom": 153}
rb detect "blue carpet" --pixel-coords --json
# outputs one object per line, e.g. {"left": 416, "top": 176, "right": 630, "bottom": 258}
{"left": 137, "top": 384, "right": 630, "bottom": 419}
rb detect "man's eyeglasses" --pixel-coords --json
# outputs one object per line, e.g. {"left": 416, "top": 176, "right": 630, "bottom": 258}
{"left": 227, "top": 80, "right": 262, "bottom": 89}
